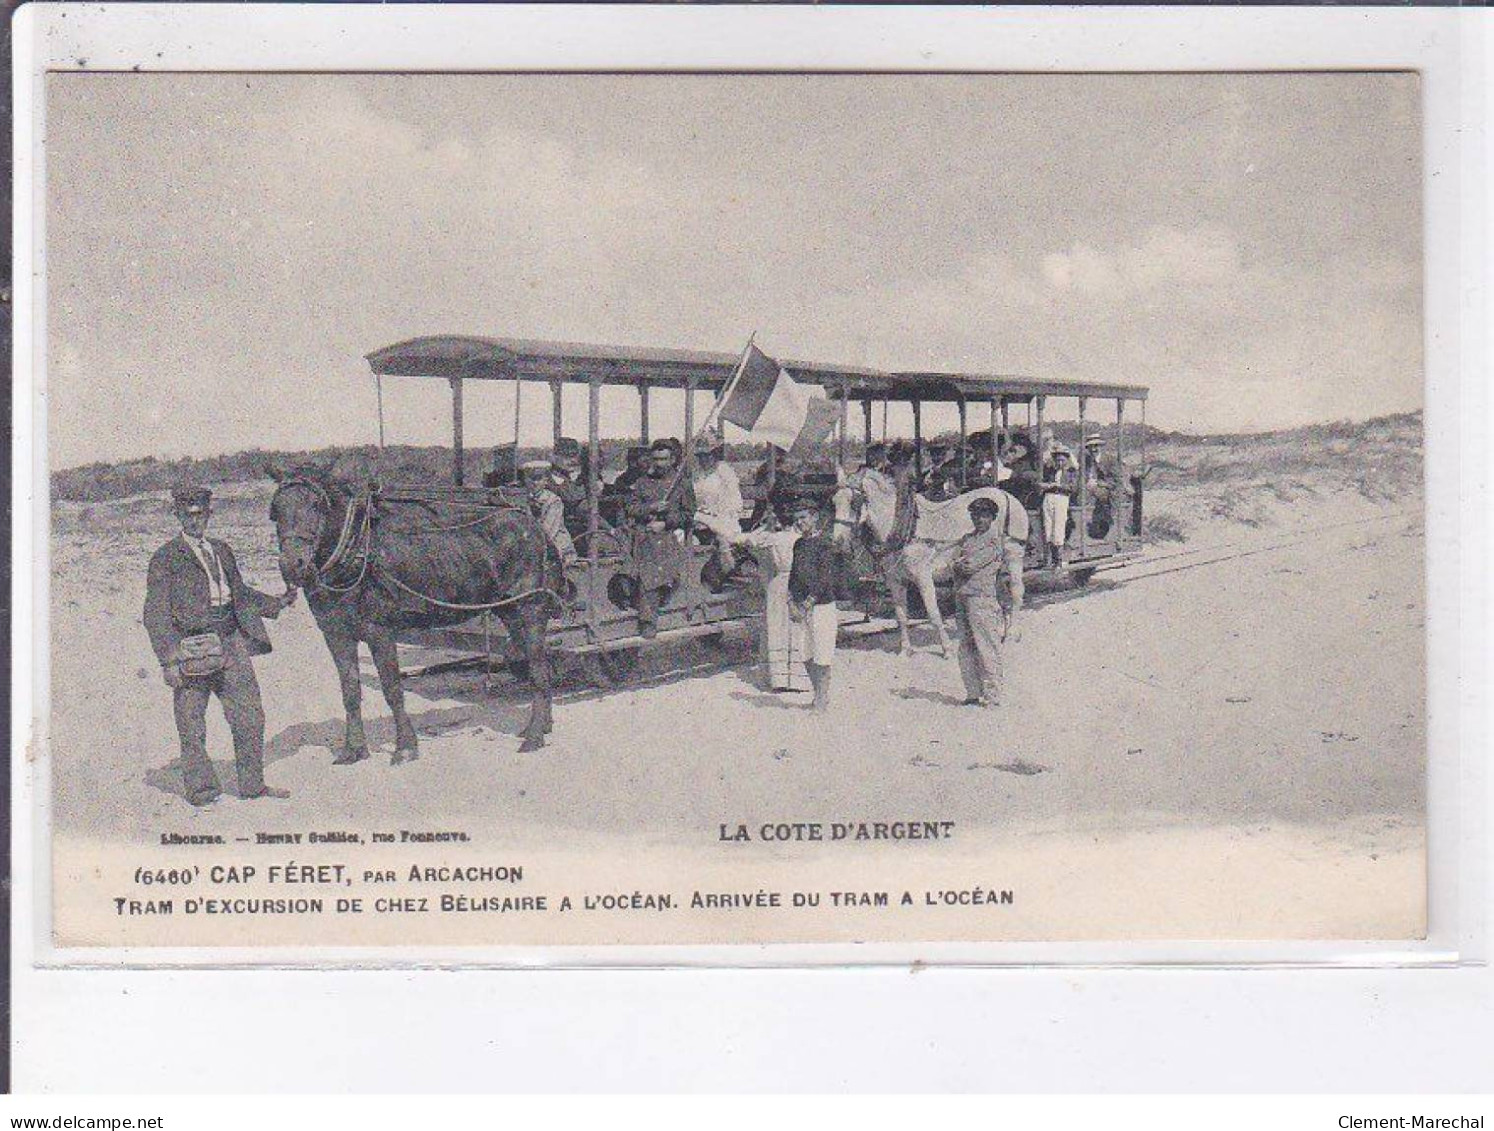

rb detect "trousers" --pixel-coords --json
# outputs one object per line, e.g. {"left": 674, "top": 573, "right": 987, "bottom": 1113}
{"left": 1004, "top": 538, "right": 1026, "bottom": 611}
{"left": 803, "top": 602, "right": 839, "bottom": 667}
{"left": 173, "top": 631, "right": 267, "bottom": 800}
{"left": 955, "top": 594, "right": 1004, "bottom": 702}
{"left": 1041, "top": 493, "right": 1070, "bottom": 548}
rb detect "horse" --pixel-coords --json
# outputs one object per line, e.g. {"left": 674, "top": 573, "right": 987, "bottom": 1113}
{"left": 267, "top": 463, "right": 563, "bottom": 760}
{"left": 834, "top": 470, "right": 1014, "bottom": 658}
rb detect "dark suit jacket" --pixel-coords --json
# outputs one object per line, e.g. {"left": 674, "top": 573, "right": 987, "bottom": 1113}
{"left": 143, "top": 535, "right": 280, "bottom": 665}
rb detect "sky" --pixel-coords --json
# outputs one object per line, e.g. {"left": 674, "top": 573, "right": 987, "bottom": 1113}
{"left": 44, "top": 72, "right": 1421, "bottom": 468}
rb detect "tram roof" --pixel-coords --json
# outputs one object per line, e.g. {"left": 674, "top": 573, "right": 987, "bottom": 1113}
{"left": 366, "top": 335, "right": 1149, "bottom": 403}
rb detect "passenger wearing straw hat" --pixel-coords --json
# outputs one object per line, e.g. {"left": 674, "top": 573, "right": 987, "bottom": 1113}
{"left": 1082, "top": 434, "right": 1116, "bottom": 539}
{"left": 521, "top": 459, "right": 578, "bottom": 569}
{"left": 1039, "top": 445, "right": 1078, "bottom": 569}
{"left": 691, "top": 437, "right": 744, "bottom": 575}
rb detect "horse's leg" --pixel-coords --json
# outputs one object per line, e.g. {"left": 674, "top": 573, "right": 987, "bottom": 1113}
{"left": 882, "top": 556, "right": 913, "bottom": 655}
{"left": 504, "top": 606, "right": 553, "bottom": 752}
{"left": 915, "top": 557, "right": 953, "bottom": 659}
{"left": 531, "top": 608, "right": 554, "bottom": 737}
{"left": 367, "top": 628, "right": 419, "bottom": 766}
{"left": 323, "top": 628, "right": 368, "bottom": 765}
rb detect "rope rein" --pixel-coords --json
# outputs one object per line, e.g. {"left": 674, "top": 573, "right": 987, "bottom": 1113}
{"left": 272, "top": 477, "right": 563, "bottom": 614}
{"left": 380, "top": 573, "right": 561, "bottom": 614}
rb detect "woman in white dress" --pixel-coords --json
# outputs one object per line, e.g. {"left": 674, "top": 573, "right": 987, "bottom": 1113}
{"left": 729, "top": 519, "right": 806, "bottom": 692}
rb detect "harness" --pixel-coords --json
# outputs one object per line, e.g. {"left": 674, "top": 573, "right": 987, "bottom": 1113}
{"left": 270, "top": 477, "right": 372, "bottom": 594}
{"left": 269, "top": 478, "right": 563, "bottom": 615}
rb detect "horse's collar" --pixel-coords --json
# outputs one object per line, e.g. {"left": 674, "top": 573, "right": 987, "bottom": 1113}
{"left": 273, "top": 477, "right": 372, "bottom": 592}
{"left": 315, "top": 491, "right": 372, "bottom": 590}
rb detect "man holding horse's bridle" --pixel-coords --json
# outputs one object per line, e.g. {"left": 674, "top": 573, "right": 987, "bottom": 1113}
{"left": 144, "top": 484, "right": 297, "bottom": 807}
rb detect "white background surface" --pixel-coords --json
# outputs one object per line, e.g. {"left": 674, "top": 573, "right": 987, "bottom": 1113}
{"left": 11, "top": 4, "right": 1491, "bottom": 1092}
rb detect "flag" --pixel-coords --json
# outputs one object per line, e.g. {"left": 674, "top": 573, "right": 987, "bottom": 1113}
{"left": 788, "top": 397, "right": 843, "bottom": 460}
{"left": 719, "top": 344, "right": 839, "bottom": 451}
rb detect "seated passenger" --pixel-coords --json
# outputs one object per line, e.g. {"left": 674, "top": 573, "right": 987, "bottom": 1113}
{"left": 547, "top": 437, "right": 593, "bottom": 538}
{"left": 600, "top": 445, "right": 649, "bottom": 528}
{"left": 521, "top": 460, "right": 578, "bottom": 568}
{"left": 925, "top": 447, "right": 972, "bottom": 500}
{"left": 691, "top": 438, "right": 744, "bottom": 574}
{"left": 855, "top": 441, "right": 894, "bottom": 488}
{"left": 1082, "top": 435, "right": 1116, "bottom": 538}
{"left": 482, "top": 446, "right": 518, "bottom": 489}
{"left": 625, "top": 439, "right": 696, "bottom": 638}
{"left": 1000, "top": 431, "right": 1042, "bottom": 511}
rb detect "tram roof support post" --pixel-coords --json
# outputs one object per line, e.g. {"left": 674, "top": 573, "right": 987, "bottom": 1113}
{"left": 683, "top": 377, "right": 696, "bottom": 472}
{"left": 990, "top": 399, "right": 1000, "bottom": 476}
{"left": 1116, "top": 398, "right": 1126, "bottom": 544}
{"left": 912, "top": 399, "right": 923, "bottom": 481}
{"left": 838, "top": 380, "right": 850, "bottom": 468}
{"left": 1140, "top": 398, "right": 1147, "bottom": 477}
{"left": 551, "top": 380, "right": 564, "bottom": 448}
{"left": 956, "top": 397, "right": 968, "bottom": 487}
{"left": 862, "top": 398, "right": 873, "bottom": 448}
{"left": 639, "top": 382, "right": 650, "bottom": 445}
{"left": 587, "top": 377, "right": 602, "bottom": 635}
{"left": 449, "top": 375, "right": 465, "bottom": 487}
{"left": 1076, "top": 395, "right": 1088, "bottom": 559}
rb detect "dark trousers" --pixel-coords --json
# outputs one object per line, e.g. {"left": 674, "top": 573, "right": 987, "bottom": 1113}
{"left": 173, "top": 631, "right": 266, "bottom": 800}
{"left": 637, "top": 582, "right": 665, "bottom": 632}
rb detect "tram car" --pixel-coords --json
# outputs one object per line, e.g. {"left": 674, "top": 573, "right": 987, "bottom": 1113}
{"left": 362, "top": 335, "right": 1149, "bottom": 659}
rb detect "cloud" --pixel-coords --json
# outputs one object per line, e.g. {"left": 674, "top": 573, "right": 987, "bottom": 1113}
{"left": 42, "top": 74, "right": 1424, "bottom": 464}
{"left": 761, "top": 224, "right": 1418, "bottom": 432}
{"left": 1041, "top": 226, "right": 1242, "bottom": 297}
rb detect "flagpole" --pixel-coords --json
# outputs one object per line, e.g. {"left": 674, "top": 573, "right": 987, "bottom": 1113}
{"left": 697, "top": 331, "right": 757, "bottom": 440}
{"left": 662, "top": 332, "right": 756, "bottom": 501}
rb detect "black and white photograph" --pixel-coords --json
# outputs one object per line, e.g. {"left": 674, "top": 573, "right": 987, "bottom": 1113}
{"left": 38, "top": 67, "right": 1428, "bottom": 950}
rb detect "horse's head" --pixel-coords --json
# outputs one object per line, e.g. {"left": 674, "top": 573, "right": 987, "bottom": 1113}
{"left": 267, "top": 462, "right": 349, "bottom": 588}
{"left": 830, "top": 482, "right": 863, "bottom": 550}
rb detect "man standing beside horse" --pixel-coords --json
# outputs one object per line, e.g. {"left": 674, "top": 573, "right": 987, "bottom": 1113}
{"left": 144, "top": 484, "right": 296, "bottom": 806}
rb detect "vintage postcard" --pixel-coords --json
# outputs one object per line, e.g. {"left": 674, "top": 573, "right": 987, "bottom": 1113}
{"left": 37, "top": 69, "right": 1427, "bottom": 956}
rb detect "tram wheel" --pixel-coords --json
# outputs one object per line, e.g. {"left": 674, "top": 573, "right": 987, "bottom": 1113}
{"left": 1071, "top": 567, "right": 1096, "bottom": 587}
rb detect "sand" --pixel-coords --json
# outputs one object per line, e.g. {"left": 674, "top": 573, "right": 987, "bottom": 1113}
{"left": 43, "top": 463, "right": 1426, "bottom": 945}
